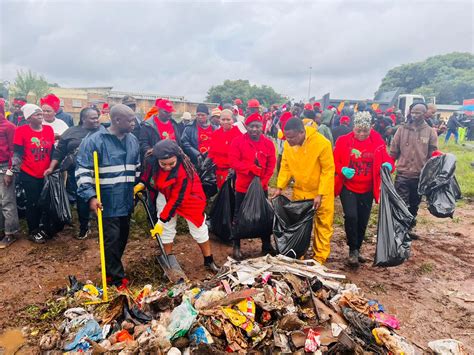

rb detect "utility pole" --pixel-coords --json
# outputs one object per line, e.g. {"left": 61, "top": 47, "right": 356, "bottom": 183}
{"left": 307, "top": 66, "right": 312, "bottom": 101}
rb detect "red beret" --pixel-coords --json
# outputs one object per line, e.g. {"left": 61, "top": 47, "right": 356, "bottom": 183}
{"left": 13, "top": 98, "right": 27, "bottom": 107}
{"left": 247, "top": 98, "right": 260, "bottom": 108}
{"left": 340, "top": 116, "right": 351, "bottom": 125}
{"left": 156, "top": 99, "right": 175, "bottom": 113}
{"left": 102, "top": 103, "right": 109, "bottom": 110}
{"left": 245, "top": 112, "right": 263, "bottom": 125}
{"left": 313, "top": 102, "right": 321, "bottom": 108}
{"left": 304, "top": 103, "right": 313, "bottom": 110}
{"left": 234, "top": 98, "right": 243, "bottom": 105}
{"left": 279, "top": 111, "right": 293, "bottom": 131}
{"left": 40, "top": 94, "right": 60, "bottom": 112}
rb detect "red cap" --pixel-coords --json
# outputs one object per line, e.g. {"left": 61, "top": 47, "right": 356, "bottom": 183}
{"left": 279, "top": 112, "right": 293, "bottom": 131}
{"left": 245, "top": 112, "right": 263, "bottom": 125}
{"left": 327, "top": 105, "right": 335, "bottom": 110}
{"left": 156, "top": 99, "right": 175, "bottom": 113}
{"left": 340, "top": 116, "right": 350, "bottom": 125}
{"left": 40, "top": 94, "right": 60, "bottom": 112}
{"left": 304, "top": 103, "right": 313, "bottom": 110}
{"left": 234, "top": 98, "right": 243, "bottom": 105}
{"left": 102, "top": 103, "right": 109, "bottom": 110}
{"left": 247, "top": 98, "right": 260, "bottom": 108}
{"left": 313, "top": 102, "right": 321, "bottom": 108}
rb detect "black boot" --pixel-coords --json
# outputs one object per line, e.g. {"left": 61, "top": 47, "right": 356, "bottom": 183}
{"left": 261, "top": 236, "right": 277, "bottom": 256}
{"left": 204, "top": 255, "right": 220, "bottom": 273}
{"left": 232, "top": 242, "right": 243, "bottom": 260}
{"left": 357, "top": 250, "right": 367, "bottom": 263}
{"left": 348, "top": 250, "right": 360, "bottom": 268}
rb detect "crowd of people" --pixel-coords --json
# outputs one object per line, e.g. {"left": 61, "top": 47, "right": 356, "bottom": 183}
{"left": 0, "top": 93, "right": 444, "bottom": 290}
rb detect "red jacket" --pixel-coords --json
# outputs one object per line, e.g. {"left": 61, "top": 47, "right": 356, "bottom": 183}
{"left": 0, "top": 119, "right": 15, "bottom": 166}
{"left": 229, "top": 133, "right": 276, "bottom": 193}
{"left": 142, "top": 161, "right": 207, "bottom": 227}
{"left": 333, "top": 130, "right": 394, "bottom": 203}
{"left": 208, "top": 126, "right": 242, "bottom": 170}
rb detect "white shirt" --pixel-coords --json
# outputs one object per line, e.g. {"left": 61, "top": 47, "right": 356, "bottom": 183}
{"left": 43, "top": 118, "right": 69, "bottom": 137}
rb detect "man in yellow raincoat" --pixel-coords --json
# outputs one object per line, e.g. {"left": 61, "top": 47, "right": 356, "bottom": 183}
{"left": 274, "top": 118, "right": 335, "bottom": 264}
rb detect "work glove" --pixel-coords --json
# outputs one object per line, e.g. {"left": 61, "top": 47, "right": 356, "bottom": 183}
{"left": 150, "top": 221, "right": 164, "bottom": 238}
{"left": 382, "top": 162, "right": 393, "bottom": 171}
{"left": 341, "top": 167, "right": 355, "bottom": 179}
{"left": 134, "top": 183, "right": 145, "bottom": 196}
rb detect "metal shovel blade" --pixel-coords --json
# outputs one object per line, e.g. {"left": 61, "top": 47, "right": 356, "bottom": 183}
{"left": 154, "top": 236, "right": 187, "bottom": 283}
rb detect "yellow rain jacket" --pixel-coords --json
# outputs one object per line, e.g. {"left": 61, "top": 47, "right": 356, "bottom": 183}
{"left": 277, "top": 126, "right": 335, "bottom": 263}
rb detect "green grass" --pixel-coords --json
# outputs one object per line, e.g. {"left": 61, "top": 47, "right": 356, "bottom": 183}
{"left": 440, "top": 139, "right": 474, "bottom": 197}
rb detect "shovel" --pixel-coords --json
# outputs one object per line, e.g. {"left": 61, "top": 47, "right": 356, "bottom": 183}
{"left": 136, "top": 193, "right": 187, "bottom": 283}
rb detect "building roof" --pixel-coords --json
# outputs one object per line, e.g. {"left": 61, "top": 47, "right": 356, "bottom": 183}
{"left": 108, "top": 90, "right": 184, "bottom": 102}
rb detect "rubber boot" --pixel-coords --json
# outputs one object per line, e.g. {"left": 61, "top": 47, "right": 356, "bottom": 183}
{"left": 348, "top": 250, "right": 360, "bottom": 268}
{"left": 232, "top": 241, "right": 243, "bottom": 260}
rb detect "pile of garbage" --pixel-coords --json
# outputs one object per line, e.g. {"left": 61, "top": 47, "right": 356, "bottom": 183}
{"left": 37, "top": 255, "right": 466, "bottom": 354}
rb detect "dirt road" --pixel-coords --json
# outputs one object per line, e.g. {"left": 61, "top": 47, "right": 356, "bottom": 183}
{"left": 0, "top": 201, "right": 473, "bottom": 352}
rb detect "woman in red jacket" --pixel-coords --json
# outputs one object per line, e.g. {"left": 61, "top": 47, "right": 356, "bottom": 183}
{"left": 333, "top": 111, "right": 394, "bottom": 268}
{"left": 229, "top": 112, "right": 276, "bottom": 260}
{"left": 139, "top": 140, "right": 219, "bottom": 272}
{"left": 208, "top": 109, "right": 242, "bottom": 188}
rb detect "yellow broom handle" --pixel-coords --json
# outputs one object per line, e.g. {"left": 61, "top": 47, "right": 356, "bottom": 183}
{"left": 93, "top": 151, "right": 108, "bottom": 302}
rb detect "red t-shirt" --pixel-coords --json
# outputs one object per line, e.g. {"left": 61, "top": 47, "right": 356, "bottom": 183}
{"left": 197, "top": 125, "right": 213, "bottom": 154}
{"left": 154, "top": 117, "right": 176, "bottom": 141}
{"left": 344, "top": 138, "right": 374, "bottom": 194}
{"left": 13, "top": 124, "right": 54, "bottom": 178}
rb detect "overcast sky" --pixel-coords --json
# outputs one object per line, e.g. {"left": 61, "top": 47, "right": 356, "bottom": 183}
{"left": 1, "top": 0, "right": 473, "bottom": 102}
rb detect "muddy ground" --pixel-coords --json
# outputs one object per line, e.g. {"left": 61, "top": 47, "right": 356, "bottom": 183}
{"left": 0, "top": 198, "right": 473, "bottom": 353}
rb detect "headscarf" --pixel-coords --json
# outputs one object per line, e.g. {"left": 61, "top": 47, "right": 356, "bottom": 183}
{"left": 40, "top": 94, "right": 60, "bottom": 112}
{"left": 353, "top": 111, "right": 372, "bottom": 129}
{"left": 152, "top": 140, "right": 195, "bottom": 178}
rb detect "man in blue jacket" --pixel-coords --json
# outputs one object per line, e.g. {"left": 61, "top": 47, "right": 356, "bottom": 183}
{"left": 76, "top": 104, "right": 140, "bottom": 289}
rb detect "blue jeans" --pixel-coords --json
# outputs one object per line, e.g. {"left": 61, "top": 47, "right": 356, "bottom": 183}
{"left": 445, "top": 128, "right": 458, "bottom": 144}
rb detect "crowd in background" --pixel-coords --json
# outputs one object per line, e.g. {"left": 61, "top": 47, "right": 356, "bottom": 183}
{"left": 0, "top": 92, "right": 462, "bottom": 290}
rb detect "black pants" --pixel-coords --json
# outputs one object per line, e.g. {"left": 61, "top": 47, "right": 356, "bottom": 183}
{"left": 20, "top": 171, "right": 45, "bottom": 235}
{"left": 232, "top": 191, "right": 271, "bottom": 248}
{"left": 340, "top": 186, "right": 373, "bottom": 252}
{"left": 68, "top": 170, "right": 90, "bottom": 232}
{"left": 103, "top": 216, "right": 131, "bottom": 286}
{"left": 394, "top": 175, "right": 421, "bottom": 219}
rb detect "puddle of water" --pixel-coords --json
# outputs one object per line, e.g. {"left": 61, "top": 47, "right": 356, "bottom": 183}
{"left": 0, "top": 329, "right": 25, "bottom": 355}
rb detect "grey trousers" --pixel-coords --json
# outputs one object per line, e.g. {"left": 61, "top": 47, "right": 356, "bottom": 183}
{"left": 0, "top": 169, "right": 19, "bottom": 235}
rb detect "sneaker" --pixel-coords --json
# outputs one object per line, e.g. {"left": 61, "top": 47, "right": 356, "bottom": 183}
{"left": 0, "top": 235, "right": 17, "bottom": 249}
{"left": 358, "top": 251, "right": 367, "bottom": 263}
{"left": 29, "top": 231, "right": 47, "bottom": 244}
{"left": 76, "top": 229, "right": 90, "bottom": 240}
{"left": 348, "top": 250, "right": 360, "bottom": 268}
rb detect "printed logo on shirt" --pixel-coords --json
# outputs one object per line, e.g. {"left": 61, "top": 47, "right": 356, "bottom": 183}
{"left": 30, "top": 137, "right": 51, "bottom": 162}
{"left": 349, "top": 149, "right": 374, "bottom": 177}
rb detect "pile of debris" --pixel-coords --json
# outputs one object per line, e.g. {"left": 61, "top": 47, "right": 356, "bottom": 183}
{"left": 37, "top": 255, "right": 466, "bottom": 354}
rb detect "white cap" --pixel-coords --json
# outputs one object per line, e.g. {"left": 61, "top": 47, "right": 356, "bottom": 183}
{"left": 21, "top": 103, "right": 42, "bottom": 119}
{"left": 182, "top": 112, "right": 192, "bottom": 121}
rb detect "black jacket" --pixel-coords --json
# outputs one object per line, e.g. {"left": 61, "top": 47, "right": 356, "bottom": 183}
{"left": 447, "top": 115, "right": 462, "bottom": 130}
{"left": 138, "top": 116, "right": 183, "bottom": 160}
{"left": 181, "top": 121, "right": 217, "bottom": 165}
{"left": 56, "top": 108, "right": 74, "bottom": 127}
{"left": 332, "top": 125, "right": 352, "bottom": 144}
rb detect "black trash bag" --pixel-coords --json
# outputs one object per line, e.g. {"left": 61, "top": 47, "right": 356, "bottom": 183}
{"left": 209, "top": 175, "right": 235, "bottom": 243}
{"left": 272, "top": 195, "right": 314, "bottom": 258}
{"left": 39, "top": 170, "right": 73, "bottom": 225}
{"left": 418, "top": 153, "right": 461, "bottom": 218}
{"left": 196, "top": 153, "right": 217, "bottom": 198}
{"left": 374, "top": 167, "right": 414, "bottom": 267}
{"left": 233, "top": 176, "right": 274, "bottom": 240}
{"left": 15, "top": 181, "right": 27, "bottom": 218}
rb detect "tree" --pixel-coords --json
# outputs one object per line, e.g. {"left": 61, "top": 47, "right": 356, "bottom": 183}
{"left": 376, "top": 52, "right": 474, "bottom": 104}
{"left": 206, "top": 79, "right": 285, "bottom": 107}
{"left": 11, "top": 69, "right": 50, "bottom": 102}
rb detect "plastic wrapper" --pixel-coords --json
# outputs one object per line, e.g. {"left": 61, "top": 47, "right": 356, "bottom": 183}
{"left": 196, "top": 154, "right": 217, "bottom": 198}
{"left": 418, "top": 153, "right": 461, "bottom": 218}
{"left": 374, "top": 167, "right": 413, "bottom": 267}
{"left": 272, "top": 195, "right": 314, "bottom": 258}
{"left": 209, "top": 175, "right": 235, "bottom": 242}
{"left": 233, "top": 176, "right": 274, "bottom": 240}
{"left": 167, "top": 300, "right": 198, "bottom": 340}
{"left": 39, "top": 170, "right": 73, "bottom": 225}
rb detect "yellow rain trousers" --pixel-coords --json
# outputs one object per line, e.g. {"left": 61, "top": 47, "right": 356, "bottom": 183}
{"left": 277, "top": 126, "right": 335, "bottom": 264}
